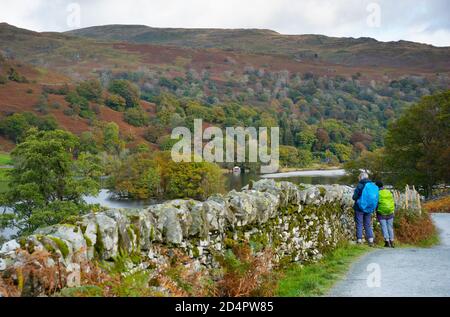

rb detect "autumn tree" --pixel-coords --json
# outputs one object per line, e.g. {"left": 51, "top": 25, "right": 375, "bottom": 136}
{"left": 384, "top": 91, "right": 450, "bottom": 196}
{"left": 108, "top": 79, "right": 140, "bottom": 108}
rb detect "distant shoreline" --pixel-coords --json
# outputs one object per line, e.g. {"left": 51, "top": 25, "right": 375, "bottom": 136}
{"left": 261, "top": 169, "right": 347, "bottom": 179}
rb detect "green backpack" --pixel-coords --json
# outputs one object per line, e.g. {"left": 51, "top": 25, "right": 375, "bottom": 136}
{"left": 378, "top": 189, "right": 395, "bottom": 215}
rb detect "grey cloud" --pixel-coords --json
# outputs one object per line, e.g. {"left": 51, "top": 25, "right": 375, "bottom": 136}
{"left": 0, "top": 0, "right": 448, "bottom": 46}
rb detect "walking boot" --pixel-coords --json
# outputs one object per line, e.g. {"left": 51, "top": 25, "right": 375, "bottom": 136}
{"left": 389, "top": 240, "right": 395, "bottom": 248}
{"left": 384, "top": 240, "right": 390, "bottom": 248}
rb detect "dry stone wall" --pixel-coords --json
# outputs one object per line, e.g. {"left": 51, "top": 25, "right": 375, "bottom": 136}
{"left": 0, "top": 179, "right": 359, "bottom": 273}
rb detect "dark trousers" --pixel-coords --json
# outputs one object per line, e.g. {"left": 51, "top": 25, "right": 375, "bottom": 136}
{"left": 354, "top": 210, "right": 374, "bottom": 240}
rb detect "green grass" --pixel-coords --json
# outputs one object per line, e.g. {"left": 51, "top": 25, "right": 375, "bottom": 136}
{"left": 276, "top": 243, "right": 370, "bottom": 297}
{"left": 0, "top": 153, "right": 12, "bottom": 166}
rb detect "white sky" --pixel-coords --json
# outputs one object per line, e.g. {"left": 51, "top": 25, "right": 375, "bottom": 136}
{"left": 1, "top": 0, "right": 449, "bottom": 47}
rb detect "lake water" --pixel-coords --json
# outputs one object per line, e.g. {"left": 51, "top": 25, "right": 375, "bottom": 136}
{"left": 226, "top": 169, "right": 350, "bottom": 191}
{"left": 0, "top": 169, "right": 350, "bottom": 240}
{"left": 83, "top": 169, "right": 350, "bottom": 209}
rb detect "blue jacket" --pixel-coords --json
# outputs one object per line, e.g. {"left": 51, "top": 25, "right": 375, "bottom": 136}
{"left": 352, "top": 178, "right": 372, "bottom": 212}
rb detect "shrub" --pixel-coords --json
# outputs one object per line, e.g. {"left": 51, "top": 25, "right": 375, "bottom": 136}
{"left": 393, "top": 209, "right": 437, "bottom": 245}
{"left": 8, "top": 67, "right": 28, "bottom": 83}
{"left": 63, "top": 108, "right": 75, "bottom": 116}
{"left": 143, "top": 125, "right": 165, "bottom": 143}
{"left": 51, "top": 102, "right": 61, "bottom": 109}
{"left": 423, "top": 196, "right": 450, "bottom": 213}
{"left": 214, "top": 242, "right": 278, "bottom": 297}
{"left": 105, "top": 94, "right": 126, "bottom": 111}
{"left": 0, "top": 250, "right": 66, "bottom": 297}
{"left": 34, "top": 94, "right": 49, "bottom": 114}
{"left": 65, "top": 91, "right": 89, "bottom": 109}
{"left": 76, "top": 80, "right": 103, "bottom": 103}
{"left": 157, "top": 134, "right": 179, "bottom": 151}
{"left": 123, "top": 107, "right": 149, "bottom": 127}
{"left": 108, "top": 79, "right": 140, "bottom": 108}
{"left": 0, "top": 112, "right": 58, "bottom": 143}
{"left": 42, "top": 84, "right": 69, "bottom": 95}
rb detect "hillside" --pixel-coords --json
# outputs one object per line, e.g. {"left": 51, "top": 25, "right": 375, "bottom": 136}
{"left": 0, "top": 53, "right": 156, "bottom": 150}
{"left": 0, "top": 22, "right": 449, "bottom": 163}
{"left": 66, "top": 24, "right": 450, "bottom": 71}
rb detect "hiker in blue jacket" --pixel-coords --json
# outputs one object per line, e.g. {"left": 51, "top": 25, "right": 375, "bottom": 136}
{"left": 352, "top": 172, "right": 378, "bottom": 246}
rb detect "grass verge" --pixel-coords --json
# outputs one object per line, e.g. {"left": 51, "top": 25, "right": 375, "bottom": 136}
{"left": 276, "top": 243, "right": 370, "bottom": 297}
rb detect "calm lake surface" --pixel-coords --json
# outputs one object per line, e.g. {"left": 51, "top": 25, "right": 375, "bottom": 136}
{"left": 0, "top": 169, "right": 350, "bottom": 240}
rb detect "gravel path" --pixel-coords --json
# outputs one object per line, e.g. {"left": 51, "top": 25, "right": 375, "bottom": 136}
{"left": 329, "top": 213, "right": 450, "bottom": 297}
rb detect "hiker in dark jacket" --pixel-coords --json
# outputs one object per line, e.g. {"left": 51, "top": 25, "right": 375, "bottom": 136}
{"left": 352, "top": 172, "right": 375, "bottom": 246}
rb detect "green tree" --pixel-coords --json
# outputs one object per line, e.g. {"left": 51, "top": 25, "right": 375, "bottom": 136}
{"left": 65, "top": 91, "right": 89, "bottom": 109}
{"left": 110, "top": 152, "right": 161, "bottom": 199}
{"left": 105, "top": 94, "right": 126, "bottom": 111}
{"left": 108, "top": 80, "right": 140, "bottom": 108}
{"left": 331, "top": 143, "right": 353, "bottom": 162}
{"left": 103, "top": 122, "right": 124, "bottom": 155}
{"left": 79, "top": 131, "right": 99, "bottom": 154}
{"left": 76, "top": 79, "right": 103, "bottom": 103}
{"left": 0, "top": 112, "right": 58, "bottom": 143}
{"left": 163, "top": 160, "right": 225, "bottom": 200}
{"left": 297, "top": 149, "right": 313, "bottom": 167}
{"left": 296, "top": 128, "right": 316, "bottom": 151}
{"left": 0, "top": 130, "right": 102, "bottom": 235}
{"left": 344, "top": 148, "right": 386, "bottom": 183}
{"left": 384, "top": 91, "right": 450, "bottom": 196}
{"left": 279, "top": 145, "right": 300, "bottom": 168}
{"left": 124, "top": 107, "right": 149, "bottom": 127}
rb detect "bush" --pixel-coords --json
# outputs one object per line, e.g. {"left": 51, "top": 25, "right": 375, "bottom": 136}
{"left": 42, "top": 84, "right": 69, "bottom": 95}
{"left": 0, "top": 112, "right": 58, "bottom": 143}
{"left": 108, "top": 79, "right": 140, "bottom": 108}
{"left": 76, "top": 80, "right": 102, "bottom": 103}
{"left": 65, "top": 91, "right": 89, "bottom": 109}
{"left": 157, "top": 134, "right": 179, "bottom": 151}
{"left": 7, "top": 67, "right": 28, "bottom": 83}
{"left": 393, "top": 209, "right": 437, "bottom": 245}
{"left": 34, "top": 94, "right": 49, "bottom": 114}
{"left": 214, "top": 242, "right": 278, "bottom": 297}
{"left": 123, "top": 107, "right": 149, "bottom": 127}
{"left": 423, "top": 196, "right": 450, "bottom": 213}
{"left": 51, "top": 102, "right": 61, "bottom": 109}
{"left": 63, "top": 108, "right": 75, "bottom": 116}
{"left": 105, "top": 94, "right": 126, "bottom": 111}
{"left": 143, "top": 125, "right": 165, "bottom": 143}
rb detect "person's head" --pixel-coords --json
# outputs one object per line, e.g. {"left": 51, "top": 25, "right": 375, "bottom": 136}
{"left": 376, "top": 181, "right": 384, "bottom": 189}
{"left": 358, "top": 172, "right": 369, "bottom": 181}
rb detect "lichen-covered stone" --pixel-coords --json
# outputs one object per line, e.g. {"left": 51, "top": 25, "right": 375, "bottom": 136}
{"left": 36, "top": 224, "right": 87, "bottom": 261}
{"left": 94, "top": 213, "right": 119, "bottom": 259}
